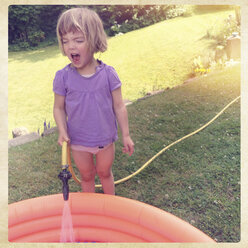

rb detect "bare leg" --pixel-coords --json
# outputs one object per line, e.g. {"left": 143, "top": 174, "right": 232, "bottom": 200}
{"left": 96, "top": 143, "right": 115, "bottom": 195}
{"left": 71, "top": 150, "right": 96, "bottom": 193}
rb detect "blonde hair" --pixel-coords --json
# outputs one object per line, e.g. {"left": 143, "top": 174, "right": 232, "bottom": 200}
{"left": 56, "top": 7, "right": 107, "bottom": 55}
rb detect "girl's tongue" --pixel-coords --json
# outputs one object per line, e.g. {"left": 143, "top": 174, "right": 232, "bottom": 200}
{"left": 72, "top": 54, "right": 80, "bottom": 63}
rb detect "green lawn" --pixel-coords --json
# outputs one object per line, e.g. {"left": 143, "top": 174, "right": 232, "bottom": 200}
{"left": 8, "top": 10, "right": 234, "bottom": 138}
{"left": 9, "top": 63, "right": 240, "bottom": 242}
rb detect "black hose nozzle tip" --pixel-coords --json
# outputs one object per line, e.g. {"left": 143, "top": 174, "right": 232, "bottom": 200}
{"left": 58, "top": 168, "right": 72, "bottom": 201}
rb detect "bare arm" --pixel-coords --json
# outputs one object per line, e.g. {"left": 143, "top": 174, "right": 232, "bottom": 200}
{"left": 53, "top": 93, "right": 70, "bottom": 145}
{"left": 112, "top": 87, "right": 134, "bottom": 156}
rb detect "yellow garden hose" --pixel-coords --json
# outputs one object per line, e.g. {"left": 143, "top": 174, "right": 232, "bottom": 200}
{"left": 61, "top": 142, "right": 68, "bottom": 169}
{"left": 64, "top": 95, "right": 240, "bottom": 188}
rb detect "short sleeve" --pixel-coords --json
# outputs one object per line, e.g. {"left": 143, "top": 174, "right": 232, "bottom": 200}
{"left": 53, "top": 70, "right": 66, "bottom": 96}
{"left": 107, "top": 66, "right": 122, "bottom": 92}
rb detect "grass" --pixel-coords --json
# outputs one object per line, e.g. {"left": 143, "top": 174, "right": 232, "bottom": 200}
{"left": 9, "top": 63, "right": 240, "bottom": 242}
{"left": 8, "top": 9, "right": 235, "bottom": 138}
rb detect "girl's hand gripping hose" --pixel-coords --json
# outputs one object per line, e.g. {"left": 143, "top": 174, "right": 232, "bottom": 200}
{"left": 58, "top": 141, "right": 72, "bottom": 201}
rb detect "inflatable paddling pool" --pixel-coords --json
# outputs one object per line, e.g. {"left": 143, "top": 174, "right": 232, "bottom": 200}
{"left": 9, "top": 192, "right": 215, "bottom": 243}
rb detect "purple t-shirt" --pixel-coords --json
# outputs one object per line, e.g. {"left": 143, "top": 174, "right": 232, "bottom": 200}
{"left": 53, "top": 60, "right": 121, "bottom": 147}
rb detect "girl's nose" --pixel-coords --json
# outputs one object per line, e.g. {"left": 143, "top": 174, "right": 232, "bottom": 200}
{"left": 67, "top": 41, "right": 75, "bottom": 50}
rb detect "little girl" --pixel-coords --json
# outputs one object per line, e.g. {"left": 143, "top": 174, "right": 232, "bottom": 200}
{"left": 53, "top": 7, "right": 134, "bottom": 195}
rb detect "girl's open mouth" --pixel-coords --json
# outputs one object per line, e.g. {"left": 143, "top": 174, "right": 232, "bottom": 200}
{"left": 71, "top": 54, "right": 80, "bottom": 64}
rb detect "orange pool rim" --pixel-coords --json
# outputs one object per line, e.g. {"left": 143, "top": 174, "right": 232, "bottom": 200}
{"left": 8, "top": 192, "right": 215, "bottom": 243}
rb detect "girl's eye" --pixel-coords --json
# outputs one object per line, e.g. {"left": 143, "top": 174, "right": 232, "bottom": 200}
{"left": 62, "top": 40, "right": 68, "bottom": 44}
{"left": 76, "top": 40, "right": 84, "bottom": 43}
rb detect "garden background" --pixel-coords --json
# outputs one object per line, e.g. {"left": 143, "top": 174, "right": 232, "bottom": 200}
{"left": 8, "top": 5, "right": 240, "bottom": 242}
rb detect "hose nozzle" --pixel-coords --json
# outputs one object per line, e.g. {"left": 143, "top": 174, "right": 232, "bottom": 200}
{"left": 58, "top": 142, "right": 72, "bottom": 201}
{"left": 58, "top": 166, "right": 72, "bottom": 201}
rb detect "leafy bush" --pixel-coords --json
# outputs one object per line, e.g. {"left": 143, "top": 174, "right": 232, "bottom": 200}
{"left": 191, "top": 55, "right": 212, "bottom": 77}
{"left": 102, "top": 5, "right": 189, "bottom": 36}
{"left": 189, "top": 10, "right": 240, "bottom": 78}
{"left": 28, "top": 31, "right": 45, "bottom": 46}
{"left": 8, "top": 5, "right": 71, "bottom": 50}
{"left": 9, "top": 5, "right": 190, "bottom": 50}
{"left": 205, "top": 14, "right": 240, "bottom": 47}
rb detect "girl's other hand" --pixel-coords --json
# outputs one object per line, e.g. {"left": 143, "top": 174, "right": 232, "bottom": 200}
{"left": 58, "top": 132, "right": 70, "bottom": 146}
{"left": 122, "top": 136, "right": 134, "bottom": 156}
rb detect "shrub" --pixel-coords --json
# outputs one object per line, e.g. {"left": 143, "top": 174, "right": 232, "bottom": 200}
{"left": 9, "top": 5, "right": 190, "bottom": 50}
{"left": 8, "top": 5, "right": 70, "bottom": 50}
{"left": 205, "top": 14, "right": 240, "bottom": 47}
{"left": 194, "top": 12, "right": 241, "bottom": 76}
{"left": 28, "top": 31, "right": 45, "bottom": 46}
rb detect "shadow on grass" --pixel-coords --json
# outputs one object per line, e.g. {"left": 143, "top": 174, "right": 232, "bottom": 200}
{"left": 8, "top": 44, "right": 61, "bottom": 63}
{"left": 193, "top": 6, "right": 235, "bottom": 15}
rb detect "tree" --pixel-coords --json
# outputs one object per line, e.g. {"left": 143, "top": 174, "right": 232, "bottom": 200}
{"left": 9, "top": 5, "right": 69, "bottom": 48}
{"left": 9, "top": 5, "right": 184, "bottom": 50}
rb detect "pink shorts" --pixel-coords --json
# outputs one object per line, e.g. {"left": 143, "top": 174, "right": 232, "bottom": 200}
{"left": 70, "top": 143, "right": 112, "bottom": 155}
